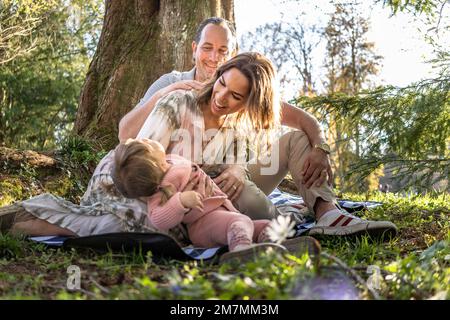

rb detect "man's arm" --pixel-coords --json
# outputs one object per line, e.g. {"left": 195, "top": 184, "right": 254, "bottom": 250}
{"left": 280, "top": 101, "right": 333, "bottom": 187}
{"left": 118, "top": 74, "right": 204, "bottom": 142}
{"left": 118, "top": 74, "right": 175, "bottom": 142}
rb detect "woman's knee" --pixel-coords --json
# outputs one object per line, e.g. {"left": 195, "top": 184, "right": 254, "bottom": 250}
{"left": 234, "top": 181, "right": 278, "bottom": 220}
{"left": 279, "top": 130, "right": 312, "bottom": 170}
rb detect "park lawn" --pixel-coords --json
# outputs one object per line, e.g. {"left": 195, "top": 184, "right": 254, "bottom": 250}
{"left": 0, "top": 146, "right": 448, "bottom": 299}
{"left": 0, "top": 191, "right": 448, "bottom": 300}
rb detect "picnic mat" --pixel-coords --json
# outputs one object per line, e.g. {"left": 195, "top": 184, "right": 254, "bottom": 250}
{"left": 29, "top": 188, "right": 382, "bottom": 261}
{"left": 31, "top": 232, "right": 227, "bottom": 261}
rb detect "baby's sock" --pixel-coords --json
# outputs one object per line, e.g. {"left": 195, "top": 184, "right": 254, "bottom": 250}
{"left": 256, "top": 225, "right": 272, "bottom": 243}
{"left": 227, "top": 221, "right": 253, "bottom": 252}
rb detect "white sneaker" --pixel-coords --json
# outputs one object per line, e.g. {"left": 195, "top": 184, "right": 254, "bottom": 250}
{"left": 308, "top": 209, "right": 397, "bottom": 240}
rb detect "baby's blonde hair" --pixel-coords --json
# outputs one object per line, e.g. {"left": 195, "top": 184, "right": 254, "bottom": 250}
{"left": 112, "top": 139, "right": 173, "bottom": 203}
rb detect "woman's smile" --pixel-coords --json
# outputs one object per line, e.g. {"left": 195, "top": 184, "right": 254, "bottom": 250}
{"left": 212, "top": 99, "right": 226, "bottom": 112}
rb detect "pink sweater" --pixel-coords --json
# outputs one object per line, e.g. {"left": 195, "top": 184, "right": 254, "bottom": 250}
{"left": 147, "top": 154, "right": 237, "bottom": 231}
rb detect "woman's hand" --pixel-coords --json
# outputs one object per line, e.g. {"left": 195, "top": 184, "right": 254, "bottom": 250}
{"left": 182, "top": 172, "right": 214, "bottom": 197}
{"left": 182, "top": 174, "right": 200, "bottom": 192}
{"left": 301, "top": 148, "right": 333, "bottom": 188}
{"left": 180, "top": 191, "right": 204, "bottom": 211}
{"left": 199, "top": 173, "right": 215, "bottom": 197}
{"left": 213, "top": 165, "right": 246, "bottom": 201}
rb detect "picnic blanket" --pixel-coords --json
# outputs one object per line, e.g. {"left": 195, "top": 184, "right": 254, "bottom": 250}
{"left": 29, "top": 188, "right": 382, "bottom": 261}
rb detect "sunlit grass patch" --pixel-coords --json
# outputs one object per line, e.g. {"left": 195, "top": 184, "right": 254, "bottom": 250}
{"left": 0, "top": 191, "right": 448, "bottom": 299}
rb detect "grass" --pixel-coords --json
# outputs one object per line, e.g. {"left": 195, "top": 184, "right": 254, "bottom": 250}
{"left": 0, "top": 191, "right": 448, "bottom": 300}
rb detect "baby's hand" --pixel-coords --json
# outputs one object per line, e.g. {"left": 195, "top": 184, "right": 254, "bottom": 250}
{"left": 180, "top": 191, "right": 204, "bottom": 211}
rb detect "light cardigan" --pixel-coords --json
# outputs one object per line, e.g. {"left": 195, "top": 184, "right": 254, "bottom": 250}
{"left": 136, "top": 90, "right": 247, "bottom": 166}
{"left": 147, "top": 154, "right": 237, "bottom": 231}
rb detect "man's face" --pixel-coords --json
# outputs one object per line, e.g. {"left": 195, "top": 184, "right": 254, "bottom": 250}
{"left": 192, "top": 23, "right": 234, "bottom": 82}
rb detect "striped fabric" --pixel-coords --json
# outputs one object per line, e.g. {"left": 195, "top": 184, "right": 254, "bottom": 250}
{"left": 329, "top": 215, "right": 354, "bottom": 227}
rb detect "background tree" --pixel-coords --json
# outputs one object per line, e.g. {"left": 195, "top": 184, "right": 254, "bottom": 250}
{"left": 322, "top": 1, "right": 383, "bottom": 192}
{"left": 297, "top": 77, "right": 449, "bottom": 193}
{"left": 240, "top": 14, "right": 319, "bottom": 96}
{"left": 297, "top": 0, "right": 449, "bottom": 193}
{"left": 74, "top": 0, "right": 235, "bottom": 149}
{"left": 0, "top": 0, "right": 45, "bottom": 64}
{"left": 0, "top": 0, "right": 102, "bottom": 149}
{"left": 239, "top": 1, "right": 384, "bottom": 191}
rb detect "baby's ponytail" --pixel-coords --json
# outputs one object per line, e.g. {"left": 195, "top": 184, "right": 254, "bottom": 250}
{"left": 158, "top": 184, "right": 175, "bottom": 205}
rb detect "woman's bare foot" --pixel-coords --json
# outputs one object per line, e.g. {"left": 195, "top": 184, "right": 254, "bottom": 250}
{"left": 11, "top": 218, "right": 76, "bottom": 237}
{"left": 313, "top": 197, "right": 337, "bottom": 221}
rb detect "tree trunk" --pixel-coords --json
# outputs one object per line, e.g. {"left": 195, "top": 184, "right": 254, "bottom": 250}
{"left": 74, "top": 0, "right": 234, "bottom": 149}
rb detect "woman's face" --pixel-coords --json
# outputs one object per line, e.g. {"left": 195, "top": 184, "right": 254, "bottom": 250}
{"left": 210, "top": 68, "right": 249, "bottom": 118}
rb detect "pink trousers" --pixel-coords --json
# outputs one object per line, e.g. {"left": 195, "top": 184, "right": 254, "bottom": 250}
{"left": 187, "top": 207, "right": 270, "bottom": 250}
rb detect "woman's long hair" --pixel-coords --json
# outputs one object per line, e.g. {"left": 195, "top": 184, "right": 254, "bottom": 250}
{"left": 196, "top": 52, "right": 282, "bottom": 143}
{"left": 111, "top": 139, "right": 173, "bottom": 203}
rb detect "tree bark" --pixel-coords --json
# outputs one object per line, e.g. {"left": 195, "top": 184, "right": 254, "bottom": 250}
{"left": 74, "top": 0, "right": 234, "bottom": 149}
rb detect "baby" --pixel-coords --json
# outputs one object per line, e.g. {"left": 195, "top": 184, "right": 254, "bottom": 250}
{"left": 111, "top": 138, "right": 282, "bottom": 256}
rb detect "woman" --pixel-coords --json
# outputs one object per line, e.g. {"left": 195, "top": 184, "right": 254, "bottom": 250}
{"left": 2, "top": 52, "right": 396, "bottom": 242}
{"left": 1, "top": 52, "right": 283, "bottom": 241}
{"left": 135, "top": 52, "right": 397, "bottom": 239}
